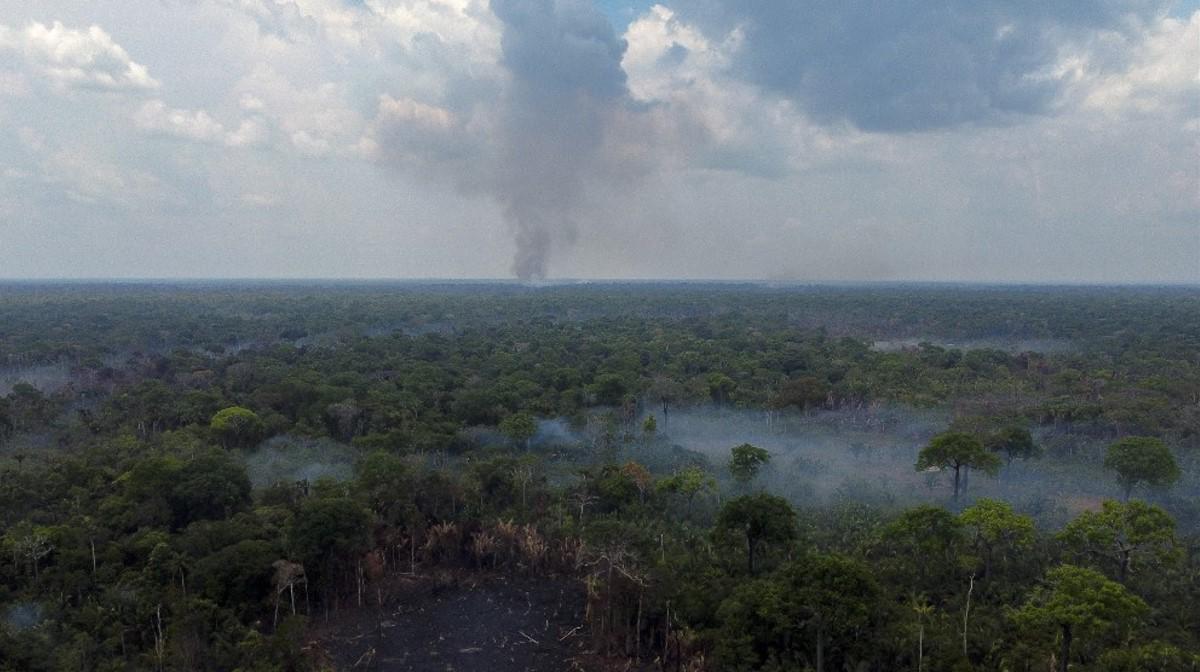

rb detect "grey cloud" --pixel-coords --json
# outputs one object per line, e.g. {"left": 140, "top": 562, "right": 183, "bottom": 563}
{"left": 677, "top": 0, "right": 1172, "bottom": 132}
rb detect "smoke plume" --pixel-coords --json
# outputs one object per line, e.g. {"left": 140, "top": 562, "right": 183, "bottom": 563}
{"left": 490, "top": 0, "right": 633, "bottom": 279}
{"left": 368, "top": 0, "right": 640, "bottom": 280}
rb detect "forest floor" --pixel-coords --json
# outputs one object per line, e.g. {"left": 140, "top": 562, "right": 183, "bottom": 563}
{"left": 311, "top": 571, "right": 612, "bottom": 671}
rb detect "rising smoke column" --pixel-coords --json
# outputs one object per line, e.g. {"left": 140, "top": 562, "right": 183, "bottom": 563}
{"left": 490, "top": 0, "right": 631, "bottom": 280}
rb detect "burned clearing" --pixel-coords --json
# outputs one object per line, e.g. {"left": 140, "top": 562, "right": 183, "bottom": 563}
{"left": 314, "top": 574, "right": 592, "bottom": 672}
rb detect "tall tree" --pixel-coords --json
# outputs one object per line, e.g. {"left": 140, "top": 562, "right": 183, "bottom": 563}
{"left": 1103, "top": 437, "right": 1179, "bottom": 501}
{"left": 210, "top": 407, "right": 265, "bottom": 449}
{"left": 915, "top": 432, "right": 1000, "bottom": 500}
{"left": 985, "top": 426, "right": 1040, "bottom": 466}
{"left": 499, "top": 412, "right": 537, "bottom": 451}
{"left": 728, "top": 443, "right": 771, "bottom": 488}
{"left": 959, "top": 498, "right": 1034, "bottom": 580}
{"left": 780, "top": 554, "right": 881, "bottom": 672}
{"left": 1058, "top": 500, "right": 1178, "bottom": 584}
{"left": 714, "top": 493, "right": 798, "bottom": 575}
{"left": 1012, "top": 565, "right": 1147, "bottom": 672}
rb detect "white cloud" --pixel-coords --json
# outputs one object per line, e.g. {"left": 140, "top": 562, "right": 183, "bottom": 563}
{"left": 1077, "top": 11, "right": 1200, "bottom": 116}
{"left": 233, "top": 64, "right": 364, "bottom": 156}
{"left": 133, "top": 100, "right": 269, "bottom": 147}
{"left": 134, "top": 100, "right": 227, "bottom": 143}
{"left": 1, "top": 21, "right": 158, "bottom": 91}
{"left": 226, "top": 118, "right": 270, "bottom": 147}
{"left": 375, "top": 94, "right": 455, "bottom": 131}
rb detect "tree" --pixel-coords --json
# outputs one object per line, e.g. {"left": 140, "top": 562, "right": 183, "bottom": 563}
{"left": 656, "top": 465, "right": 716, "bottom": 512}
{"left": 714, "top": 493, "right": 798, "bottom": 575}
{"left": 1098, "top": 641, "right": 1200, "bottom": 672}
{"left": 592, "top": 374, "right": 628, "bottom": 407}
{"left": 499, "top": 412, "right": 537, "bottom": 451}
{"left": 959, "top": 498, "right": 1034, "bottom": 579}
{"left": 986, "top": 426, "right": 1040, "bottom": 466}
{"left": 1011, "top": 565, "right": 1148, "bottom": 672}
{"left": 354, "top": 450, "right": 410, "bottom": 522}
{"left": 641, "top": 414, "right": 657, "bottom": 436}
{"left": 714, "top": 577, "right": 789, "bottom": 670}
{"left": 914, "top": 432, "right": 1000, "bottom": 500}
{"left": 287, "top": 497, "right": 371, "bottom": 596}
{"left": 1103, "top": 436, "right": 1179, "bottom": 501}
{"left": 873, "top": 505, "right": 965, "bottom": 598}
{"left": 620, "top": 461, "right": 653, "bottom": 504}
{"left": 169, "top": 450, "right": 252, "bottom": 528}
{"left": 706, "top": 373, "right": 737, "bottom": 407}
{"left": 772, "top": 376, "right": 829, "bottom": 413}
{"left": 210, "top": 406, "right": 265, "bottom": 449}
{"left": 1058, "top": 500, "right": 1178, "bottom": 584}
{"left": 728, "top": 443, "right": 771, "bottom": 488}
{"left": 782, "top": 554, "right": 881, "bottom": 672}
{"left": 0, "top": 398, "right": 13, "bottom": 447}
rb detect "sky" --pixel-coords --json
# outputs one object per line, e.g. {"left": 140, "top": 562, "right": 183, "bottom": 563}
{"left": 0, "top": 0, "right": 1196, "bottom": 282}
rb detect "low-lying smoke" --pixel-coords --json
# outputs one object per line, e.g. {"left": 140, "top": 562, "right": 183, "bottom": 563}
{"left": 242, "top": 435, "right": 355, "bottom": 488}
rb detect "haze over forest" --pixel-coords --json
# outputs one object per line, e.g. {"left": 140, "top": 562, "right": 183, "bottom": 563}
{"left": 1, "top": 2, "right": 1199, "bottom": 671}
{"left": 0, "top": 0, "right": 1197, "bottom": 282}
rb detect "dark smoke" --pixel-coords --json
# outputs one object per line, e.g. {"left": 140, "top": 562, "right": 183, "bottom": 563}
{"left": 491, "top": 0, "right": 633, "bottom": 279}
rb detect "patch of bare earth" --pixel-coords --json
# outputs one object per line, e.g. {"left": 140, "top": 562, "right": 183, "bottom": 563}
{"left": 311, "top": 572, "right": 606, "bottom": 671}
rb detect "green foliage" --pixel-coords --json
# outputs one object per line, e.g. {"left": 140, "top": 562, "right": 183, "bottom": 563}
{"left": 210, "top": 406, "right": 266, "bottom": 449}
{"left": 714, "top": 577, "right": 789, "bottom": 670}
{"left": 916, "top": 432, "right": 1001, "bottom": 499}
{"left": 778, "top": 554, "right": 882, "bottom": 669}
{"left": 641, "top": 414, "right": 657, "bottom": 435}
{"left": 873, "top": 505, "right": 966, "bottom": 599}
{"left": 959, "top": 498, "right": 1034, "bottom": 578}
{"left": 1098, "top": 641, "right": 1200, "bottom": 672}
{"left": 985, "top": 426, "right": 1040, "bottom": 465}
{"left": 714, "top": 554, "right": 882, "bottom": 671}
{"left": 714, "top": 493, "right": 798, "bottom": 574}
{"left": 728, "top": 443, "right": 771, "bottom": 487}
{"left": 498, "top": 411, "right": 537, "bottom": 449}
{"left": 1058, "top": 499, "right": 1178, "bottom": 584}
{"left": 286, "top": 497, "right": 371, "bottom": 586}
{"left": 1104, "top": 436, "right": 1180, "bottom": 500}
{"left": 1011, "top": 565, "right": 1148, "bottom": 670}
{"left": 657, "top": 464, "right": 716, "bottom": 513}
{"left": 0, "top": 285, "right": 1197, "bottom": 670}
{"left": 354, "top": 450, "right": 411, "bottom": 522}
{"left": 171, "top": 450, "right": 253, "bottom": 529}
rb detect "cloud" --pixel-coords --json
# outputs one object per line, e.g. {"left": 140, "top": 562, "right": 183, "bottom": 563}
{"left": 232, "top": 64, "right": 363, "bottom": 156}
{"left": 0, "top": 21, "right": 158, "bottom": 91}
{"left": 0, "top": 0, "right": 1193, "bottom": 283}
{"left": 134, "top": 100, "right": 227, "bottom": 143}
{"left": 133, "top": 100, "right": 269, "bottom": 147}
{"left": 1075, "top": 11, "right": 1200, "bottom": 116}
{"left": 674, "top": 0, "right": 1175, "bottom": 132}
{"left": 12, "top": 126, "right": 173, "bottom": 208}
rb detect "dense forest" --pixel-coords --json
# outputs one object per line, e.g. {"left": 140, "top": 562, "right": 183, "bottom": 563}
{"left": 0, "top": 282, "right": 1197, "bottom": 671}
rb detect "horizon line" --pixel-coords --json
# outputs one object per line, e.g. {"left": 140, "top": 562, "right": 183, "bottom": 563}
{"left": 0, "top": 277, "right": 1196, "bottom": 288}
